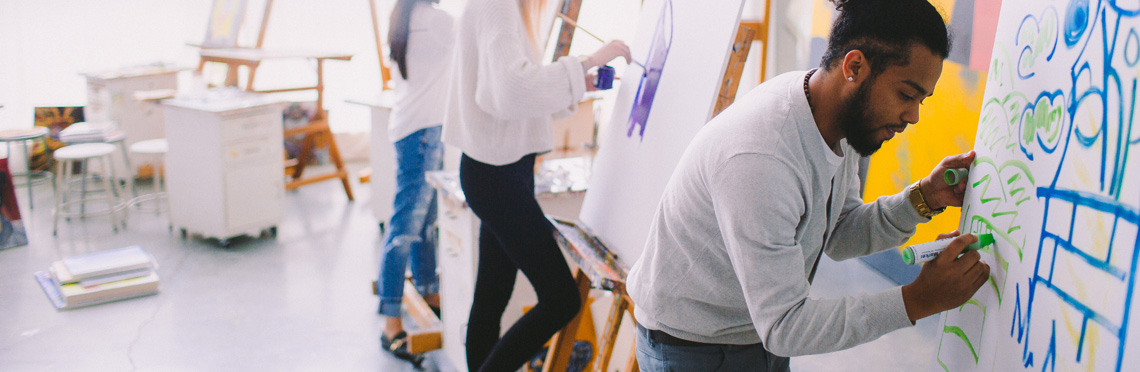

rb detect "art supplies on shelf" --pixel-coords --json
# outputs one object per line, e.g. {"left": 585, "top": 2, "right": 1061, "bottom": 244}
{"left": 34, "top": 245, "right": 160, "bottom": 310}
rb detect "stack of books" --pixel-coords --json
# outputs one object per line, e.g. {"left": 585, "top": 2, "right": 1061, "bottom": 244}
{"left": 58, "top": 121, "right": 116, "bottom": 143}
{"left": 34, "top": 245, "right": 160, "bottom": 310}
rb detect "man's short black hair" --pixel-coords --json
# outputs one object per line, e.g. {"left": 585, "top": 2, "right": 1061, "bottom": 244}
{"left": 820, "top": 0, "right": 951, "bottom": 76}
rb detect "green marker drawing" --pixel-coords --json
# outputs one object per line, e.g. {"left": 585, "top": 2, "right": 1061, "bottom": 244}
{"left": 944, "top": 167, "right": 970, "bottom": 186}
{"left": 902, "top": 234, "right": 995, "bottom": 265}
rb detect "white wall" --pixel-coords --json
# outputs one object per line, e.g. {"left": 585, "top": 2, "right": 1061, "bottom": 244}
{"left": 0, "top": 0, "right": 402, "bottom": 134}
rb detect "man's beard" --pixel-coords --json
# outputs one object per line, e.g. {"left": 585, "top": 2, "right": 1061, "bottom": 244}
{"left": 837, "top": 79, "right": 892, "bottom": 157}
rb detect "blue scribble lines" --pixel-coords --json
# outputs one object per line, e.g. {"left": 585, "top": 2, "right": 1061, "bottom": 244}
{"left": 1018, "top": 7, "right": 1061, "bottom": 80}
{"left": 938, "top": 0, "right": 1140, "bottom": 371}
{"left": 1017, "top": 0, "right": 1140, "bottom": 370}
{"left": 1066, "top": 0, "right": 1091, "bottom": 48}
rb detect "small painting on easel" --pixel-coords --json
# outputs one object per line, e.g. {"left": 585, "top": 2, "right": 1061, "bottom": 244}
{"left": 33, "top": 106, "right": 84, "bottom": 172}
{"left": 0, "top": 159, "right": 28, "bottom": 250}
{"left": 203, "top": 0, "right": 248, "bottom": 48}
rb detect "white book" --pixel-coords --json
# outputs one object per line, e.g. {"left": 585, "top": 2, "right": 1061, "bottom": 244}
{"left": 61, "top": 246, "right": 155, "bottom": 282}
{"left": 77, "top": 268, "right": 152, "bottom": 287}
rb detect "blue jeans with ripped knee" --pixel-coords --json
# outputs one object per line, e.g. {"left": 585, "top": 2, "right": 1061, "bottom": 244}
{"left": 378, "top": 126, "right": 444, "bottom": 317}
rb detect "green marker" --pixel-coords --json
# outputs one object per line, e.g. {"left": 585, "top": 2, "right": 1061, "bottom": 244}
{"left": 902, "top": 233, "right": 994, "bottom": 265}
{"left": 944, "top": 167, "right": 970, "bottom": 186}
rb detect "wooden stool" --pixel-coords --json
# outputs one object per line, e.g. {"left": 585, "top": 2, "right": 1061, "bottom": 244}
{"left": 52, "top": 143, "right": 125, "bottom": 235}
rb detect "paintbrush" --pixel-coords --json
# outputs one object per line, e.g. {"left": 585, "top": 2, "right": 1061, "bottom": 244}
{"left": 557, "top": 13, "right": 647, "bottom": 71}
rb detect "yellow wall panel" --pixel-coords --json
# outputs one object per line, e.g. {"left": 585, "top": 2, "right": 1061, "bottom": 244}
{"left": 863, "top": 61, "right": 985, "bottom": 247}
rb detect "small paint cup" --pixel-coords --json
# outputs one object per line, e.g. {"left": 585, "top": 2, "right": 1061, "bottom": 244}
{"left": 595, "top": 65, "right": 615, "bottom": 90}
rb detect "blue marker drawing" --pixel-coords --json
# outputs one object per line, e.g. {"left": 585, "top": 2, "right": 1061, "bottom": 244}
{"left": 936, "top": 0, "right": 1140, "bottom": 371}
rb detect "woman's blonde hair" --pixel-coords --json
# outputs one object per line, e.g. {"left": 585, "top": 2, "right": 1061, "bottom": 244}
{"left": 518, "top": 0, "right": 547, "bottom": 56}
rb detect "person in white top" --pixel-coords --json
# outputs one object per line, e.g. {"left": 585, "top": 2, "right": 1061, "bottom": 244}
{"left": 442, "top": 0, "right": 630, "bottom": 370}
{"left": 375, "top": 0, "right": 452, "bottom": 365}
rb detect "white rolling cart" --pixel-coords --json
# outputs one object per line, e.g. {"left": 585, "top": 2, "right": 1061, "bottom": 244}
{"left": 162, "top": 89, "right": 284, "bottom": 247}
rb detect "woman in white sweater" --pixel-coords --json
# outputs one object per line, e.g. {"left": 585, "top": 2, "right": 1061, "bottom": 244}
{"left": 443, "top": 0, "right": 629, "bottom": 370}
{"left": 376, "top": 0, "right": 452, "bottom": 365}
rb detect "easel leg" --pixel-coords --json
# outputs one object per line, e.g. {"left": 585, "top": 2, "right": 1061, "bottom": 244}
{"left": 246, "top": 61, "right": 261, "bottom": 91}
{"left": 624, "top": 297, "right": 639, "bottom": 372}
{"left": 324, "top": 127, "right": 354, "bottom": 201}
{"left": 293, "top": 132, "right": 314, "bottom": 180}
{"left": 224, "top": 64, "right": 240, "bottom": 87}
{"left": 401, "top": 279, "right": 443, "bottom": 353}
{"left": 625, "top": 340, "right": 640, "bottom": 372}
{"left": 543, "top": 268, "right": 591, "bottom": 372}
{"left": 593, "top": 290, "right": 629, "bottom": 371}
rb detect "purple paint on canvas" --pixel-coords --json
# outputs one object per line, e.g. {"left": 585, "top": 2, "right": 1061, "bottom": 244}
{"left": 627, "top": 0, "right": 673, "bottom": 140}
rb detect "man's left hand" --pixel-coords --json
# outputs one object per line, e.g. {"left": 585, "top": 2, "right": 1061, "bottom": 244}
{"left": 920, "top": 150, "right": 976, "bottom": 210}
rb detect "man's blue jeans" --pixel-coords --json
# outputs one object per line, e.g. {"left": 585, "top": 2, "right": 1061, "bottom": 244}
{"left": 377, "top": 126, "right": 444, "bottom": 317}
{"left": 636, "top": 324, "right": 790, "bottom": 371}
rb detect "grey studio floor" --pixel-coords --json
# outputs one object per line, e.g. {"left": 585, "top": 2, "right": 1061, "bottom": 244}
{"left": 0, "top": 163, "right": 941, "bottom": 372}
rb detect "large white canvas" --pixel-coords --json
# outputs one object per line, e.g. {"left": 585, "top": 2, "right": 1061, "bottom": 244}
{"left": 578, "top": 0, "right": 745, "bottom": 265}
{"left": 935, "top": 0, "right": 1140, "bottom": 371}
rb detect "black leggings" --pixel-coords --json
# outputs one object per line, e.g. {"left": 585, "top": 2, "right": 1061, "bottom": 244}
{"left": 460, "top": 153, "right": 581, "bottom": 372}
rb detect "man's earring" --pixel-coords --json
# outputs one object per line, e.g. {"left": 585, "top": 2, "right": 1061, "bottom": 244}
{"left": 847, "top": 76, "right": 854, "bottom": 82}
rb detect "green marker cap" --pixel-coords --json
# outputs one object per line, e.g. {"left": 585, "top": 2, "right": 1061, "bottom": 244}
{"left": 902, "top": 247, "right": 915, "bottom": 265}
{"left": 944, "top": 168, "right": 970, "bottom": 186}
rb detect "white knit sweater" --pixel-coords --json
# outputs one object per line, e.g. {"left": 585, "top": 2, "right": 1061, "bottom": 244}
{"left": 443, "top": 0, "right": 587, "bottom": 166}
{"left": 388, "top": 2, "right": 454, "bottom": 143}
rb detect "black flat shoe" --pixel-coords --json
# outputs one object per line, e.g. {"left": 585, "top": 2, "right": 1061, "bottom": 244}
{"left": 381, "top": 330, "right": 425, "bottom": 367}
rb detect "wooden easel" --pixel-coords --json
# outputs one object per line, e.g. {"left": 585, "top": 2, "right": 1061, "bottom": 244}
{"left": 368, "top": 0, "right": 396, "bottom": 91}
{"left": 371, "top": 275, "right": 444, "bottom": 353}
{"left": 194, "top": 0, "right": 356, "bottom": 201}
{"left": 356, "top": 0, "right": 399, "bottom": 185}
{"left": 195, "top": 0, "right": 275, "bottom": 87}
{"left": 712, "top": 23, "right": 758, "bottom": 118}
{"left": 550, "top": 0, "right": 584, "bottom": 63}
{"left": 739, "top": 0, "right": 774, "bottom": 85}
{"left": 541, "top": 20, "right": 756, "bottom": 372}
{"left": 546, "top": 218, "right": 638, "bottom": 372}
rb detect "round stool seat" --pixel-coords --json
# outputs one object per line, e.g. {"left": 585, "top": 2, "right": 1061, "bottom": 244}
{"left": 129, "top": 139, "right": 168, "bottom": 154}
{"left": 0, "top": 127, "right": 48, "bottom": 142}
{"left": 54, "top": 143, "right": 116, "bottom": 160}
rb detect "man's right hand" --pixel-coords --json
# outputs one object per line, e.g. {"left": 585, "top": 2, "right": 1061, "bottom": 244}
{"left": 900, "top": 233, "right": 990, "bottom": 323}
